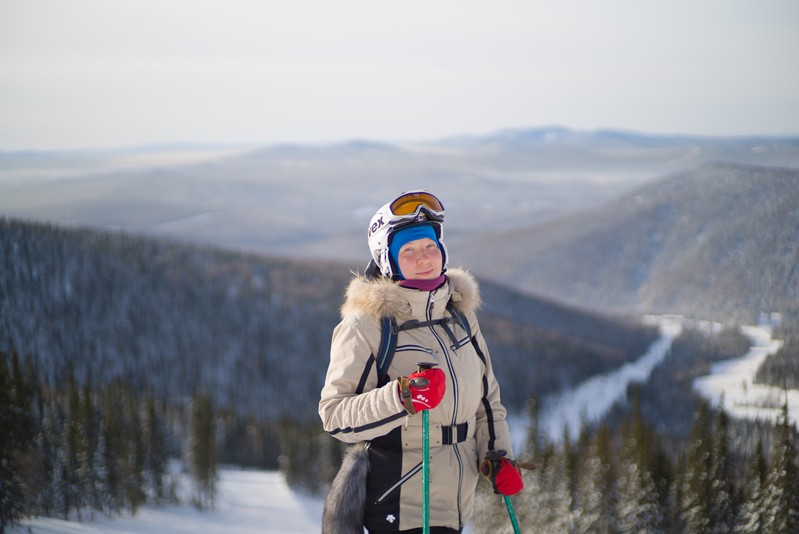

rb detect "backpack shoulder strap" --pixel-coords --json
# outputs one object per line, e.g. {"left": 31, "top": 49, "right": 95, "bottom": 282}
{"left": 446, "top": 300, "right": 472, "bottom": 339}
{"left": 376, "top": 316, "right": 398, "bottom": 386}
{"left": 375, "top": 303, "right": 471, "bottom": 385}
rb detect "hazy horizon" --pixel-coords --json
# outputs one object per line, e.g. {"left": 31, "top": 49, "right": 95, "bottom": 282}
{"left": 2, "top": 0, "right": 798, "bottom": 151}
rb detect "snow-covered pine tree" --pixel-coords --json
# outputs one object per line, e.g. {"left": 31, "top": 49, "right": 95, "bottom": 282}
{"left": 680, "top": 401, "right": 713, "bottom": 533}
{"left": 122, "top": 392, "right": 146, "bottom": 513}
{"left": 188, "top": 392, "right": 218, "bottom": 510}
{"left": 760, "top": 401, "right": 799, "bottom": 533}
{"left": 61, "top": 374, "right": 82, "bottom": 518}
{"left": 616, "top": 403, "right": 665, "bottom": 533}
{"left": 143, "top": 395, "right": 168, "bottom": 504}
{"left": 537, "top": 440, "right": 574, "bottom": 532}
{"left": 594, "top": 424, "right": 621, "bottom": 533}
{"left": 570, "top": 429, "right": 605, "bottom": 533}
{"left": 100, "top": 386, "right": 124, "bottom": 514}
{"left": 77, "top": 383, "right": 102, "bottom": 518}
{"left": 735, "top": 440, "right": 767, "bottom": 534}
{"left": 0, "top": 351, "right": 34, "bottom": 531}
{"left": 707, "top": 405, "right": 736, "bottom": 533}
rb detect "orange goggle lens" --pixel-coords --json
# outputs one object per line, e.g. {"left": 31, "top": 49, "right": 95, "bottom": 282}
{"left": 389, "top": 192, "right": 445, "bottom": 216}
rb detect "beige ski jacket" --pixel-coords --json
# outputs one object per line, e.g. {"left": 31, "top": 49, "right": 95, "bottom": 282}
{"left": 319, "top": 268, "right": 514, "bottom": 532}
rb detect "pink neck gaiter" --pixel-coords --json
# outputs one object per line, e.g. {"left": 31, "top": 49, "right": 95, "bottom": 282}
{"left": 398, "top": 274, "right": 446, "bottom": 292}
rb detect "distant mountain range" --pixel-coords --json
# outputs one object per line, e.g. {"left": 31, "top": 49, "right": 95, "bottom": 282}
{"left": 459, "top": 162, "right": 799, "bottom": 323}
{"left": 2, "top": 126, "right": 798, "bottom": 322}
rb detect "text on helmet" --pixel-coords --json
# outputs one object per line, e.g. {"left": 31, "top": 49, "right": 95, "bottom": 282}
{"left": 369, "top": 216, "right": 385, "bottom": 238}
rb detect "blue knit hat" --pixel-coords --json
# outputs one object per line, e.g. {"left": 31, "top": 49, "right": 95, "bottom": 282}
{"left": 389, "top": 224, "right": 440, "bottom": 278}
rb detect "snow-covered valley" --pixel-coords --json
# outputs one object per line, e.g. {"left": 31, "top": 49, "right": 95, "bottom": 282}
{"left": 694, "top": 322, "right": 796, "bottom": 428}
{"left": 536, "top": 315, "right": 684, "bottom": 443}
{"left": 511, "top": 314, "right": 792, "bottom": 451}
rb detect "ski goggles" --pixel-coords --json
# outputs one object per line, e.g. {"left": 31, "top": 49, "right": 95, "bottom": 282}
{"left": 389, "top": 191, "right": 445, "bottom": 219}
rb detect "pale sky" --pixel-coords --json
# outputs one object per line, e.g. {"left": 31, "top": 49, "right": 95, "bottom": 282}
{"left": 1, "top": 0, "right": 798, "bottom": 150}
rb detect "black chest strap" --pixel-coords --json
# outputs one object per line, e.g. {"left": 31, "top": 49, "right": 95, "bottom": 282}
{"left": 375, "top": 300, "right": 471, "bottom": 386}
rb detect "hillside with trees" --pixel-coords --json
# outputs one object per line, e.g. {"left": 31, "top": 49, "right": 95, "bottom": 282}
{"left": 1, "top": 216, "right": 661, "bottom": 527}
{"left": 3, "top": 130, "right": 798, "bottom": 267}
{"left": 459, "top": 162, "right": 799, "bottom": 399}
{"left": 0, "top": 217, "right": 656, "bottom": 417}
{"left": 461, "top": 162, "right": 799, "bottom": 324}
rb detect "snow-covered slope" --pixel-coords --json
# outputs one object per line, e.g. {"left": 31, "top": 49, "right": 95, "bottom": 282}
{"left": 10, "top": 469, "right": 324, "bottom": 534}
{"left": 512, "top": 314, "right": 794, "bottom": 449}
{"left": 9, "top": 468, "right": 482, "bottom": 534}
{"left": 694, "top": 322, "right": 796, "bottom": 427}
{"left": 538, "top": 315, "right": 683, "bottom": 443}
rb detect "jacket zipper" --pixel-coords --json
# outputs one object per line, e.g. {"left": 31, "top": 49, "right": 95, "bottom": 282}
{"left": 396, "top": 344, "right": 434, "bottom": 355}
{"left": 427, "top": 292, "right": 458, "bottom": 425}
{"left": 427, "top": 290, "right": 465, "bottom": 525}
{"left": 375, "top": 461, "right": 422, "bottom": 504}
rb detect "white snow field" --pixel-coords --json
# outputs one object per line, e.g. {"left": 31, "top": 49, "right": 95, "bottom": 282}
{"left": 9, "top": 468, "right": 324, "bottom": 534}
{"left": 694, "top": 322, "right": 797, "bottom": 428}
{"left": 536, "top": 315, "right": 684, "bottom": 443}
{"left": 11, "top": 315, "right": 794, "bottom": 534}
{"left": 518, "top": 314, "right": 795, "bottom": 447}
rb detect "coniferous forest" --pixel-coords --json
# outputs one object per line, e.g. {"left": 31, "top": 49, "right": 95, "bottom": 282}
{"left": 472, "top": 395, "right": 799, "bottom": 533}
{"left": 2, "top": 216, "right": 798, "bottom": 533}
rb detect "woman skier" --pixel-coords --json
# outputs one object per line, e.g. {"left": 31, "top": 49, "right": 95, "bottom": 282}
{"left": 319, "top": 190, "right": 523, "bottom": 533}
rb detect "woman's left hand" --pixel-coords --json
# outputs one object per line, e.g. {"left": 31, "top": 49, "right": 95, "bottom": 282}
{"left": 480, "top": 451, "right": 524, "bottom": 496}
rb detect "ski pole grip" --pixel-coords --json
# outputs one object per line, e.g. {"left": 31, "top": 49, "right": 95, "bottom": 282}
{"left": 485, "top": 449, "right": 508, "bottom": 461}
{"left": 411, "top": 361, "right": 438, "bottom": 387}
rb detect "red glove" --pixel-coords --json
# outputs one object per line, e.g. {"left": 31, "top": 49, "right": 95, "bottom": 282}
{"left": 481, "top": 452, "right": 524, "bottom": 496}
{"left": 397, "top": 368, "right": 446, "bottom": 414}
{"left": 494, "top": 459, "right": 524, "bottom": 495}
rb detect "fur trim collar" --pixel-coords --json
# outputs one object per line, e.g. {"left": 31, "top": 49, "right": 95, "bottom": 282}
{"left": 340, "top": 267, "right": 481, "bottom": 320}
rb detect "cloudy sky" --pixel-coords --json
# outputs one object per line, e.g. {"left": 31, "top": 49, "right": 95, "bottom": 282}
{"left": 1, "top": 0, "right": 797, "bottom": 150}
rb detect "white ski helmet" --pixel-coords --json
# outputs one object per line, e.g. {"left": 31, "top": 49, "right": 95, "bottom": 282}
{"left": 367, "top": 190, "right": 448, "bottom": 279}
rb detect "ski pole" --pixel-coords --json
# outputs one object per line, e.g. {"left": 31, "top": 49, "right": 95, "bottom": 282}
{"left": 422, "top": 405, "right": 430, "bottom": 533}
{"left": 504, "top": 459, "right": 537, "bottom": 534}
{"left": 412, "top": 362, "right": 438, "bottom": 534}
{"left": 503, "top": 495, "right": 521, "bottom": 534}
{"left": 483, "top": 450, "right": 528, "bottom": 534}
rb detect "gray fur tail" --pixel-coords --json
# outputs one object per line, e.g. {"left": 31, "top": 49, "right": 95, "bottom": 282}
{"left": 322, "top": 442, "right": 369, "bottom": 534}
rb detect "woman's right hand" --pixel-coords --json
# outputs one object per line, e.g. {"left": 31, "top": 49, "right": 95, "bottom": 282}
{"left": 397, "top": 368, "right": 446, "bottom": 414}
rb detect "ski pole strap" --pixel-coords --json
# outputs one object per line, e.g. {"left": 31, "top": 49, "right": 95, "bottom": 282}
{"left": 397, "top": 376, "right": 417, "bottom": 415}
{"left": 480, "top": 449, "right": 510, "bottom": 479}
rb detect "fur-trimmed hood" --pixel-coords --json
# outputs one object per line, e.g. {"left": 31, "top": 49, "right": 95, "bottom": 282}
{"left": 340, "top": 267, "right": 481, "bottom": 320}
